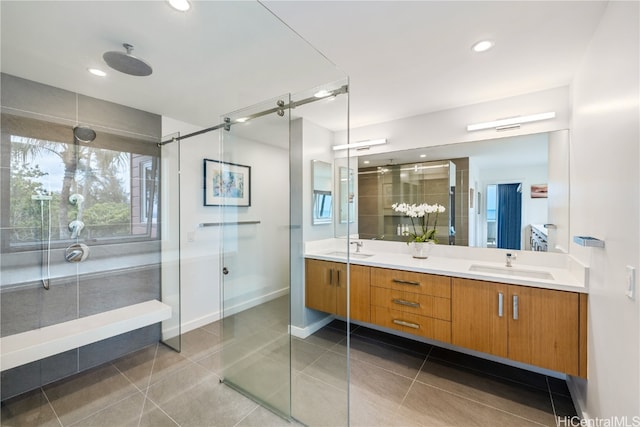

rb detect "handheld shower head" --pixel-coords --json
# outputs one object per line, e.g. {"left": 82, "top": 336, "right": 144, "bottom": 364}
{"left": 73, "top": 126, "right": 96, "bottom": 143}
{"left": 68, "top": 220, "right": 85, "bottom": 239}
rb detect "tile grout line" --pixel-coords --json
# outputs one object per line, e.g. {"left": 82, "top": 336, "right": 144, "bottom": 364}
{"left": 132, "top": 342, "right": 182, "bottom": 427}
{"left": 231, "top": 403, "right": 261, "bottom": 427}
{"left": 136, "top": 342, "right": 160, "bottom": 427}
{"left": 398, "top": 346, "right": 432, "bottom": 409}
{"left": 40, "top": 387, "right": 64, "bottom": 427}
{"left": 546, "top": 376, "right": 560, "bottom": 427}
{"left": 412, "top": 379, "right": 551, "bottom": 427}
{"left": 402, "top": 345, "right": 550, "bottom": 427}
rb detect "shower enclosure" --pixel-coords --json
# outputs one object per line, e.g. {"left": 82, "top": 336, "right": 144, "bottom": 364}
{"left": 0, "top": 73, "right": 179, "bottom": 399}
{"left": 1, "top": 1, "right": 351, "bottom": 425}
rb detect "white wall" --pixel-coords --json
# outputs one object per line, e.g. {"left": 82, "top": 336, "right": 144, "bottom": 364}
{"left": 162, "top": 116, "right": 291, "bottom": 332}
{"left": 162, "top": 117, "right": 223, "bottom": 331}
{"left": 567, "top": 1, "right": 640, "bottom": 420}
{"left": 338, "top": 86, "right": 570, "bottom": 154}
{"left": 291, "top": 118, "right": 340, "bottom": 330}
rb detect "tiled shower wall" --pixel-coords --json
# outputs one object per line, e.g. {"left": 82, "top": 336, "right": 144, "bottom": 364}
{"left": 358, "top": 158, "right": 469, "bottom": 245}
{"left": 0, "top": 74, "right": 162, "bottom": 400}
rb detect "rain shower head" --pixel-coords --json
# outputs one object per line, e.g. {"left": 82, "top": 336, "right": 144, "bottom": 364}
{"left": 73, "top": 125, "right": 96, "bottom": 143}
{"left": 103, "top": 43, "right": 153, "bottom": 77}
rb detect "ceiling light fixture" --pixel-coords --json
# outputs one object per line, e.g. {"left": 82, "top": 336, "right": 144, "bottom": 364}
{"left": 467, "top": 112, "right": 556, "bottom": 132}
{"left": 168, "top": 0, "right": 190, "bottom": 11}
{"left": 235, "top": 117, "right": 248, "bottom": 123}
{"left": 332, "top": 138, "right": 387, "bottom": 151}
{"left": 87, "top": 68, "right": 106, "bottom": 77}
{"left": 472, "top": 40, "right": 494, "bottom": 53}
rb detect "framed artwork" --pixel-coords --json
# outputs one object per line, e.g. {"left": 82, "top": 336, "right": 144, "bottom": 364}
{"left": 531, "top": 184, "right": 548, "bottom": 199}
{"left": 203, "top": 159, "right": 251, "bottom": 206}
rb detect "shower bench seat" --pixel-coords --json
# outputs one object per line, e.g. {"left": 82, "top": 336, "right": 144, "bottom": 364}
{"left": 0, "top": 299, "right": 171, "bottom": 372}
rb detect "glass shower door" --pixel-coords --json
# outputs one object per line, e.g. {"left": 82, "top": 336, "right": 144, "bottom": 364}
{"left": 219, "top": 95, "right": 291, "bottom": 418}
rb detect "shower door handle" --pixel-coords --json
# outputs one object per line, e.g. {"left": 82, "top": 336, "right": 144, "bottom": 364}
{"left": 223, "top": 267, "right": 229, "bottom": 275}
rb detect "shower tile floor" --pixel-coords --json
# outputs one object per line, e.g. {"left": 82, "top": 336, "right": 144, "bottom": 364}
{"left": 1, "top": 297, "right": 578, "bottom": 427}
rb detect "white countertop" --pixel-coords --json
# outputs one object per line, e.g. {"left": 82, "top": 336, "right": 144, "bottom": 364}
{"left": 305, "top": 239, "right": 588, "bottom": 293}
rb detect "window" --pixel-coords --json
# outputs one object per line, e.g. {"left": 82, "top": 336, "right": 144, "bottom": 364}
{"left": 2, "top": 114, "right": 160, "bottom": 250}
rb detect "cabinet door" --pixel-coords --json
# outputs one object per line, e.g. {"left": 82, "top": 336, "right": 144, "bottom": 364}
{"left": 507, "top": 286, "right": 579, "bottom": 375}
{"left": 451, "top": 278, "right": 508, "bottom": 358}
{"left": 305, "top": 259, "right": 336, "bottom": 314}
{"left": 337, "top": 264, "right": 371, "bottom": 322}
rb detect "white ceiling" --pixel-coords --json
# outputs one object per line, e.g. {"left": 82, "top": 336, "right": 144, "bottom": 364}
{"left": 1, "top": 1, "right": 607, "bottom": 132}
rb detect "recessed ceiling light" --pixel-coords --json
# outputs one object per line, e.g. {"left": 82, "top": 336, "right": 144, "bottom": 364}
{"left": 88, "top": 68, "right": 106, "bottom": 77}
{"left": 419, "top": 154, "right": 427, "bottom": 158}
{"left": 472, "top": 40, "right": 494, "bottom": 53}
{"left": 236, "top": 117, "right": 248, "bottom": 123}
{"left": 363, "top": 160, "right": 370, "bottom": 164}
{"left": 168, "top": 0, "right": 190, "bottom": 12}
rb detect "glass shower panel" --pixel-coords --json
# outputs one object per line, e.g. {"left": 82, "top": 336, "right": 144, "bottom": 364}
{"left": 160, "top": 132, "right": 181, "bottom": 351}
{"left": 220, "top": 95, "right": 292, "bottom": 418}
{"left": 289, "top": 80, "right": 351, "bottom": 427}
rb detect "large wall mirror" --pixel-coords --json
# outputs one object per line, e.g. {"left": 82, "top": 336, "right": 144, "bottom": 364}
{"left": 351, "top": 130, "right": 570, "bottom": 252}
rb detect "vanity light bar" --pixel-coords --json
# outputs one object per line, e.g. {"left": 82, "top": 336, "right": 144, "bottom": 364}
{"left": 332, "top": 138, "right": 387, "bottom": 151}
{"left": 466, "top": 112, "right": 556, "bottom": 132}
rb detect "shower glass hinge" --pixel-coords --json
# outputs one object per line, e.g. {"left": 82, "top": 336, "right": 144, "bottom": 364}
{"left": 224, "top": 117, "right": 231, "bottom": 131}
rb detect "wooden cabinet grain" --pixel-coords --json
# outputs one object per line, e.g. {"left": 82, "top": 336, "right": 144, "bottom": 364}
{"left": 451, "top": 277, "right": 582, "bottom": 376}
{"left": 370, "top": 267, "right": 451, "bottom": 343}
{"left": 305, "top": 259, "right": 370, "bottom": 322}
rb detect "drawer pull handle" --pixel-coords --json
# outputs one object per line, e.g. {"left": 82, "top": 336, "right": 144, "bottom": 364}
{"left": 336, "top": 270, "right": 341, "bottom": 287}
{"left": 392, "top": 319, "right": 420, "bottom": 329}
{"left": 498, "top": 292, "right": 504, "bottom": 317}
{"left": 329, "top": 269, "right": 333, "bottom": 286}
{"left": 392, "top": 279, "right": 421, "bottom": 286}
{"left": 392, "top": 299, "right": 420, "bottom": 308}
{"left": 513, "top": 295, "right": 519, "bottom": 320}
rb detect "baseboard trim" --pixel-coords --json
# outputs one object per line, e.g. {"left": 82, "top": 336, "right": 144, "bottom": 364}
{"left": 290, "top": 315, "right": 335, "bottom": 339}
{"left": 176, "top": 288, "right": 289, "bottom": 334}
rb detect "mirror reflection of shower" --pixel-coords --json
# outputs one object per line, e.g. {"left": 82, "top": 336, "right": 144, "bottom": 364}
{"left": 31, "top": 193, "right": 52, "bottom": 290}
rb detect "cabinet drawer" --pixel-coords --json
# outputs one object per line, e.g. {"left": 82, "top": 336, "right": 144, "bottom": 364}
{"left": 371, "top": 286, "right": 451, "bottom": 321}
{"left": 371, "top": 306, "right": 451, "bottom": 343}
{"left": 371, "top": 267, "right": 450, "bottom": 297}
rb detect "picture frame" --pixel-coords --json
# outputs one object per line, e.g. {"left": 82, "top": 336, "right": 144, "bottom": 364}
{"left": 530, "top": 184, "right": 548, "bottom": 199}
{"left": 203, "top": 158, "right": 251, "bottom": 206}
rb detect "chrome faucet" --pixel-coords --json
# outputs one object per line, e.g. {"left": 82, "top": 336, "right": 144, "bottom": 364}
{"left": 505, "top": 252, "right": 517, "bottom": 267}
{"left": 350, "top": 241, "right": 363, "bottom": 253}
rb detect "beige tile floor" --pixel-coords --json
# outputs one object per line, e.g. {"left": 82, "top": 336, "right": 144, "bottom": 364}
{"left": 1, "top": 298, "right": 577, "bottom": 427}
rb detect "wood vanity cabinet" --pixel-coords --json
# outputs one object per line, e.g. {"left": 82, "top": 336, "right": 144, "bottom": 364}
{"left": 305, "top": 259, "right": 370, "bottom": 322}
{"left": 451, "top": 277, "right": 582, "bottom": 376}
{"left": 305, "top": 258, "right": 587, "bottom": 377}
{"left": 370, "top": 268, "right": 452, "bottom": 343}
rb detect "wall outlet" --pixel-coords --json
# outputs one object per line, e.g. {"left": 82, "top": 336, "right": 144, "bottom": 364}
{"left": 626, "top": 266, "right": 636, "bottom": 300}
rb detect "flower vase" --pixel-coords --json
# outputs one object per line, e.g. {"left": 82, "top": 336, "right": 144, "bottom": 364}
{"left": 410, "top": 241, "right": 434, "bottom": 259}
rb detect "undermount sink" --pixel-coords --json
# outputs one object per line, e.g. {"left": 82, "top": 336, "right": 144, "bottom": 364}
{"left": 323, "top": 251, "right": 374, "bottom": 259}
{"left": 469, "top": 264, "right": 554, "bottom": 280}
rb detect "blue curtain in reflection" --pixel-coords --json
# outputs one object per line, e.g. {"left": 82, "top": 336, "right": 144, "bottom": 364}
{"left": 497, "top": 183, "right": 522, "bottom": 249}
